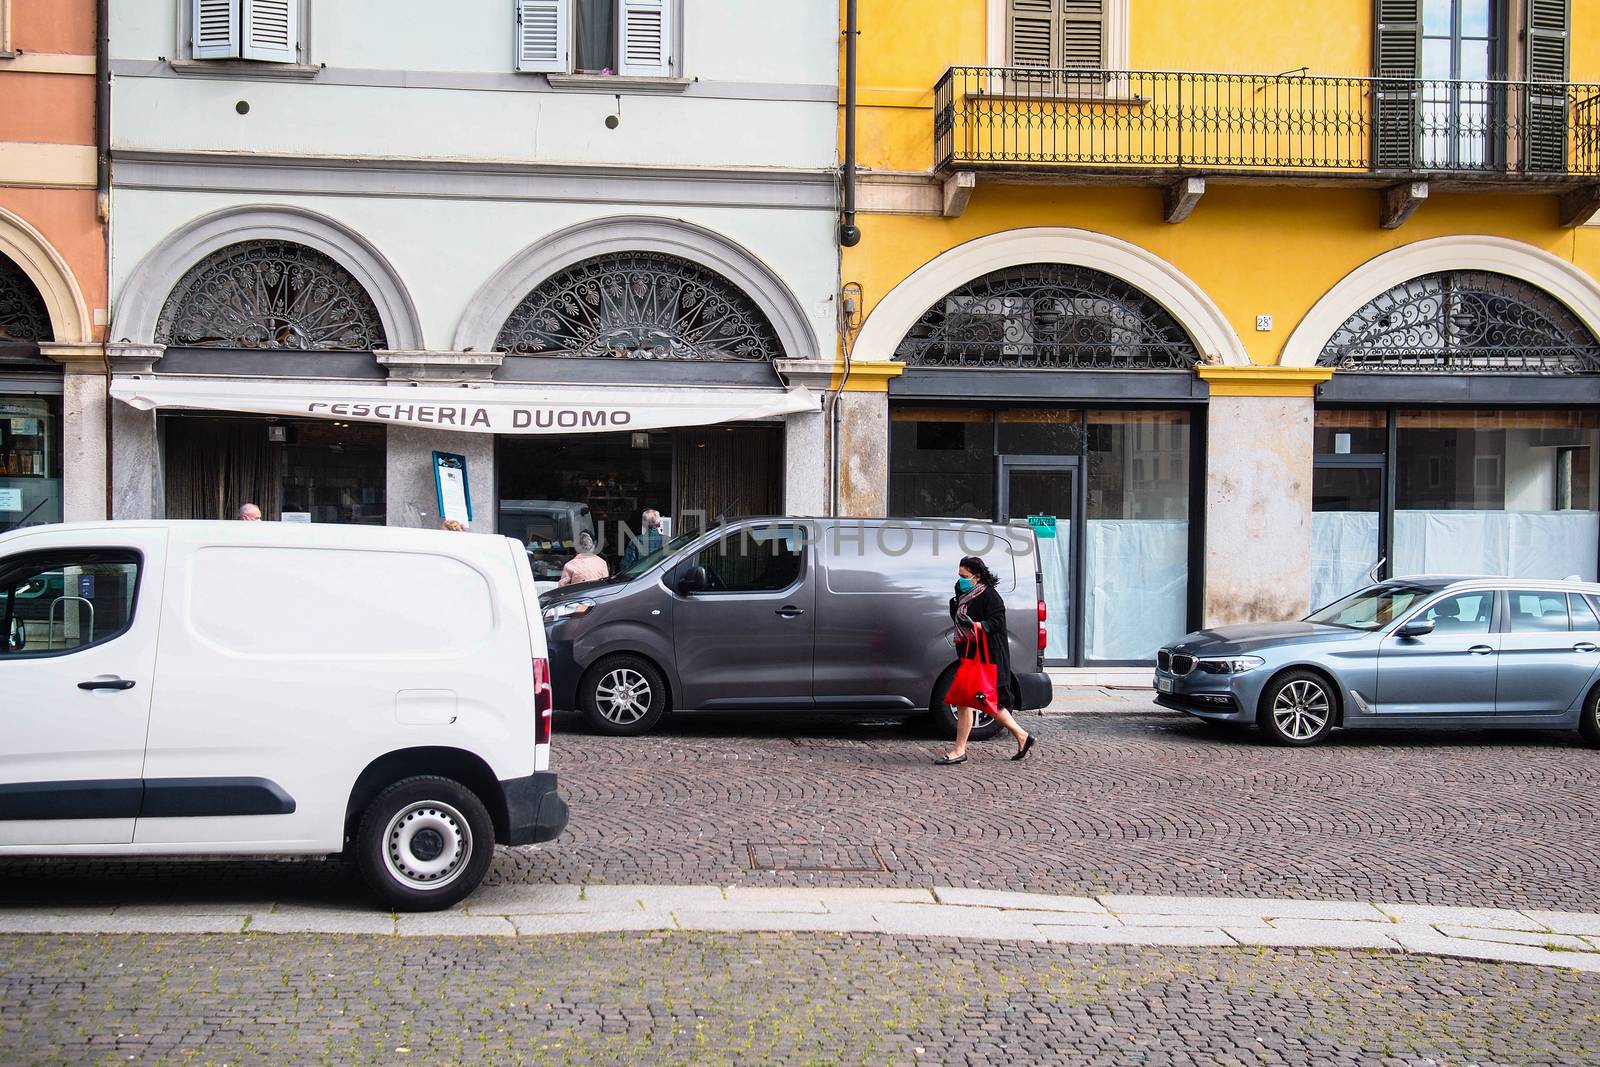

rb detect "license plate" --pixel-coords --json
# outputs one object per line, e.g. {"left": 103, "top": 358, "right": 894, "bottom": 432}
{"left": 1156, "top": 677, "right": 1175, "bottom": 694}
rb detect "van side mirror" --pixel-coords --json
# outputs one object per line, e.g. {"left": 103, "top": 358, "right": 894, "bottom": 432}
{"left": 677, "top": 566, "right": 709, "bottom": 596}
{"left": 1396, "top": 617, "right": 1435, "bottom": 639}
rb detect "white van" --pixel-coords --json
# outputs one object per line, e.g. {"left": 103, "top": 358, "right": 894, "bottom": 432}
{"left": 0, "top": 521, "right": 567, "bottom": 910}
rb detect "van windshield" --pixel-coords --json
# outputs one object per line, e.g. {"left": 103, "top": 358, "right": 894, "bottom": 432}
{"left": 613, "top": 531, "right": 699, "bottom": 581}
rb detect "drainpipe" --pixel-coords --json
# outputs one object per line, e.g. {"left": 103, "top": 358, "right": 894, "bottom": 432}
{"left": 96, "top": 0, "right": 113, "bottom": 520}
{"left": 832, "top": 0, "right": 860, "bottom": 515}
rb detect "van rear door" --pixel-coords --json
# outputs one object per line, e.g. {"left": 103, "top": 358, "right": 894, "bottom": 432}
{"left": 0, "top": 528, "right": 168, "bottom": 846}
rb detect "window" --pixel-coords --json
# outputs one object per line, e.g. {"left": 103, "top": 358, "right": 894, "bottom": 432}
{"left": 1, "top": 553, "right": 140, "bottom": 657}
{"left": 0, "top": 0, "right": 11, "bottom": 56}
{"left": 1417, "top": 591, "right": 1493, "bottom": 634}
{"left": 516, "top": 0, "right": 677, "bottom": 78}
{"left": 1508, "top": 589, "right": 1570, "bottom": 633}
{"left": 189, "top": 0, "right": 303, "bottom": 64}
{"left": 1, "top": 396, "right": 63, "bottom": 534}
{"left": 692, "top": 525, "right": 803, "bottom": 594}
{"left": 1569, "top": 593, "right": 1600, "bottom": 632}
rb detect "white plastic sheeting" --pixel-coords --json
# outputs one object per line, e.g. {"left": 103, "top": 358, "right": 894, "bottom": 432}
{"left": 1312, "top": 509, "right": 1600, "bottom": 609}
{"left": 1083, "top": 519, "right": 1189, "bottom": 662}
{"left": 1035, "top": 523, "right": 1072, "bottom": 656}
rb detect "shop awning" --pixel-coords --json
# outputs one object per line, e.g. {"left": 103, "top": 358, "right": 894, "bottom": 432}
{"left": 110, "top": 377, "right": 819, "bottom": 434}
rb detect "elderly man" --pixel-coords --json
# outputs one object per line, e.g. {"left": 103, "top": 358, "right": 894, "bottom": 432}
{"left": 237, "top": 503, "right": 262, "bottom": 521}
{"left": 558, "top": 531, "right": 610, "bottom": 587}
{"left": 622, "top": 508, "right": 665, "bottom": 568}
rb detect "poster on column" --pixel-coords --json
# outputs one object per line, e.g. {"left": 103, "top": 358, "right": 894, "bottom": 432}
{"left": 433, "top": 451, "right": 472, "bottom": 526}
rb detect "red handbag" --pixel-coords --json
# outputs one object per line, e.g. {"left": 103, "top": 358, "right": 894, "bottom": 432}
{"left": 945, "top": 626, "right": 999, "bottom": 711}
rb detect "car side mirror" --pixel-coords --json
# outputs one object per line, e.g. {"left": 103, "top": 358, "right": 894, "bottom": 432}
{"left": 677, "top": 566, "right": 709, "bottom": 596}
{"left": 1396, "top": 617, "right": 1435, "bottom": 639}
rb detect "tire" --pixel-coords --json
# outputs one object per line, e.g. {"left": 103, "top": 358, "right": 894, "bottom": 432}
{"left": 1580, "top": 685, "right": 1600, "bottom": 748}
{"left": 355, "top": 775, "right": 495, "bottom": 912}
{"left": 929, "top": 664, "right": 1004, "bottom": 742}
{"left": 1257, "top": 670, "right": 1337, "bottom": 747}
{"left": 581, "top": 654, "right": 669, "bottom": 736}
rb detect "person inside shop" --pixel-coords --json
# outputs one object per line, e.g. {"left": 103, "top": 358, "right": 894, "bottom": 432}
{"left": 559, "top": 531, "right": 610, "bottom": 586}
{"left": 236, "top": 503, "right": 262, "bottom": 521}
{"left": 934, "top": 555, "right": 1036, "bottom": 766}
{"left": 622, "top": 508, "right": 665, "bottom": 568}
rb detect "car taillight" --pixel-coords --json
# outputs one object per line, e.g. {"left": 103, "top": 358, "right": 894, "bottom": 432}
{"left": 1037, "top": 599, "right": 1047, "bottom": 651}
{"left": 533, "top": 657, "right": 553, "bottom": 745}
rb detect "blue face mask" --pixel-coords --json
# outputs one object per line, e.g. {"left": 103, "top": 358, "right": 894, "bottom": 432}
{"left": 956, "top": 577, "right": 975, "bottom": 593}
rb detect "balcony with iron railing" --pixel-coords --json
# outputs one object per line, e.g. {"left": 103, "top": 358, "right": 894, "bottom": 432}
{"left": 932, "top": 66, "right": 1600, "bottom": 225}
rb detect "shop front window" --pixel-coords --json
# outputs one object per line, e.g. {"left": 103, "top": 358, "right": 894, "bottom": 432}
{"left": 888, "top": 407, "right": 994, "bottom": 519}
{"left": 0, "top": 395, "right": 62, "bottom": 532}
{"left": 163, "top": 417, "right": 385, "bottom": 523}
{"left": 1312, "top": 408, "right": 1600, "bottom": 606}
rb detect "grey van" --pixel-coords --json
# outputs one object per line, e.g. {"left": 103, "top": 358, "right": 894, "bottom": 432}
{"left": 539, "top": 517, "right": 1053, "bottom": 737}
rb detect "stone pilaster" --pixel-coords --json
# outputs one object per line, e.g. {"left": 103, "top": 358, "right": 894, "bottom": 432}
{"left": 39, "top": 342, "right": 107, "bottom": 522}
{"left": 385, "top": 424, "right": 496, "bottom": 532}
{"left": 105, "top": 344, "right": 167, "bottom": 520}
{"left": 774, "top": 359, "right": 833, "bottom": 516}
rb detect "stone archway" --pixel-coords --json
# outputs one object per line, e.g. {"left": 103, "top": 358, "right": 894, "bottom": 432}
{"left": 0, "top": 205, "right": 91, "bottom": 345}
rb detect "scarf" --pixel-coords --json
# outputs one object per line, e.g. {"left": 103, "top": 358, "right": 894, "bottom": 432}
{"left": 954, "top": 579, "right": 988, "bottom": 634}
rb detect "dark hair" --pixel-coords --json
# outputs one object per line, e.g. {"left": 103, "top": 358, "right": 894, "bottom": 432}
{"left": 958, "top": 555, "right": 997, "bottom": 586}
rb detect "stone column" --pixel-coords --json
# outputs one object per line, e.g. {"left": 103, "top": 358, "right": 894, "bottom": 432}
{"left": 377, "top": 351, "right": 503, "bottom": 531}
{"left": 1196, "top": 367, "right": 1334, "bottom": 627}
{"left": 834, "top": 362, "right": 905, "bottom": 518}
{"left": 39, "top": 342, "right": 108, "bottom": 522}
{"left": 104, "top": 344, "right": 167, "bottom": 520}
{"left": 774, "top": 359, "right": 834, "bottom": 516}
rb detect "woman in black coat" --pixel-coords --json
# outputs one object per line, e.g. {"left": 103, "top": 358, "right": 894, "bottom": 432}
{"left": 935, "top": 555, "right": 1037, "bottom": 765}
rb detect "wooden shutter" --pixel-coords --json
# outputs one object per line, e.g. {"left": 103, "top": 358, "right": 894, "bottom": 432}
{"left": 1060, "top": 0, "right": 1104, "bottom": 69}
{"left": 1008, "top": 0, "right": 1055, "bottom": 70}
{"left": 192, "top": 0, "right": 240, "bottom": 59}
{"left": 618, "top": 0, "right": 673, "bottom": 78}
{"left": 1372, "top": 0, "right": 1421, "bottom": 169}
{"left": 516, "top": 0, "right": 570, "bottom": 73}
{"left": 240, "top": 0, "right": 298, "bottom": 63}
{"left": 1525, "top": 0, "right": 1570, "bottom": 172}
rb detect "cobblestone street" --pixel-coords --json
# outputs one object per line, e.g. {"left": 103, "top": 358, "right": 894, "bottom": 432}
{"left": 5, "top": 700, "right": 1595, "bottom": 911}
{"left": 5, "top": 931, "right": 1599, "bottom": 1066}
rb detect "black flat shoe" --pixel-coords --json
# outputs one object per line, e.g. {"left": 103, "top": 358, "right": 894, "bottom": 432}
{"left": 1011, "top": 735, "right": 1037, "bottom": 762}
{"left": 933, "top": 754, "right": 968, "bottom": 765}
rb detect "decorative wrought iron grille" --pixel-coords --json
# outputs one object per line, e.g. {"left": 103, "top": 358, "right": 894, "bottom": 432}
{"left": 155, "top": 240, "right": 386, "bottom": 351}
{"left": 1320, "top": 270, "right": 1600, "bottom": 375}
{"left": 0, "top": 255, "right": 51, "bottom": 344}
{"left": 495, "top": 252, "right": 782, "bottom": 361}
{"left": 895, "top": 264, "right": 1200, "bottom": 370}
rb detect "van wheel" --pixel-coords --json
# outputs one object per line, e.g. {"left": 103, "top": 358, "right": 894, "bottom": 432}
{"left": 1257, "top": 670, "right": 1336, "bottom": 747}
{"left": 582, "top": 655, "right": 669, "bottom": 736}
{"left": 355, "top": 776, "right": 494, "bottom": 912}
{"left": 929, "top": 665, "right": 1003, "bottom": 741}
{"left": 1580, "top": 685, "right": 1600, "bottom": 748}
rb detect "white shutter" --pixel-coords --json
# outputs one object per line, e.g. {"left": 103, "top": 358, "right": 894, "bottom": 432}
{"left": 241, "top": 0, "right": 299, "bottom": 63}
{"left": 618, "top": 0, "right": 673, "bottom": 78}
{"left": 516, "top": 0, "right": 570, "bottom": 73}
{"left": 192, "top": 0, "right": 240, "bottom": 59}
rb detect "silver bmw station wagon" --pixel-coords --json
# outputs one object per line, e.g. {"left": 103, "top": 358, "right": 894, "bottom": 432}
{"left": 1154, "top": 576, "right": 1600, "bottom": 747}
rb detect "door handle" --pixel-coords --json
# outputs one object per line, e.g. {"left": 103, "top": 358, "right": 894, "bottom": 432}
{"left": 775, "top": 606, "right": 806, "bottom": 618}
{"left": 1575, "top": 642, "right": 1598, "bottom": 653}
{"left": 77, "top": 677, "right": 136, "bottom": 691}
{"left": 1467, "top": 645, "right": 1494, "bottom": 656}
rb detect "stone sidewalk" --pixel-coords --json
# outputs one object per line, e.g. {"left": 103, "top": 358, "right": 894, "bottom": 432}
{"left": 4, "top": 885, "right": 1598, "bottom": 972}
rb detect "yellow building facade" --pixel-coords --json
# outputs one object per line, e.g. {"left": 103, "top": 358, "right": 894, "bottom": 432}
{"left": 838, "top": 0, "right": 1600, "bottom": 675}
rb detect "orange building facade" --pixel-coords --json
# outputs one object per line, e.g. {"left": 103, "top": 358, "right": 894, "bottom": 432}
{"left": 0, "top": 0, "right": 106, "bottom": 528}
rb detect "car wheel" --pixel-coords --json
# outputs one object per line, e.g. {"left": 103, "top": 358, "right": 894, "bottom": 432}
{"left": 1580, "top": 685, "right": 1600, "bottom": 748}
{"left": 355, "top": 775, "right": 494, "bottom": 912}
{"left": 582, "top": 654, "right": 669, "bottom": 736}
{"left": 1257, "top": 670, "right": 1336, "bottom": 747}
{"left": 929, "top": 665, "right": 1003, "bottom": 741}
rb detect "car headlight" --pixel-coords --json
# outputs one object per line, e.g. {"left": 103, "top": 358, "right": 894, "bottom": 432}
{"left": 541, "top": 598, "right": 594, "bottom": 624}
{"left": 1196, "top": 655, "right": 1264, "bottom": 675}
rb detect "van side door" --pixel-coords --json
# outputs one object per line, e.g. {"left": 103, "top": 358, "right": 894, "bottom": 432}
{"left": 670, "top": 523, "right": 815, "bottom": 710}
{"left": 0, "top": 531, "right": 167, "bottom": 846}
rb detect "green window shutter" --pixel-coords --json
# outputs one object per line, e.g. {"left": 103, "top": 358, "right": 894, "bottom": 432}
{"left": 192, "top": 0, "right": 240, "bottom": 59}
{"left": 1060, "top": 0, "right": 1104, "bottom": 69}
{"left": 1373, "top": 0, "right": 1421, "bottom": 169}
{"left": 1008, "top": 0, "right": 1056, "bottom": 70}
{"left": 1525, "top": 0, "right": 1570, "bottom": 172}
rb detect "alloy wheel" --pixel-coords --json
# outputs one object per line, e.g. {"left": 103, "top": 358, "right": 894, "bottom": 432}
{"left": 382, "top": 800, "right": 471, "bottom": 891}
{"left": 595, "top": 668, "right": 653, "bottom": 726}
{"left": 1271, "top": 679, "right": 1330, "bottom": 742}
